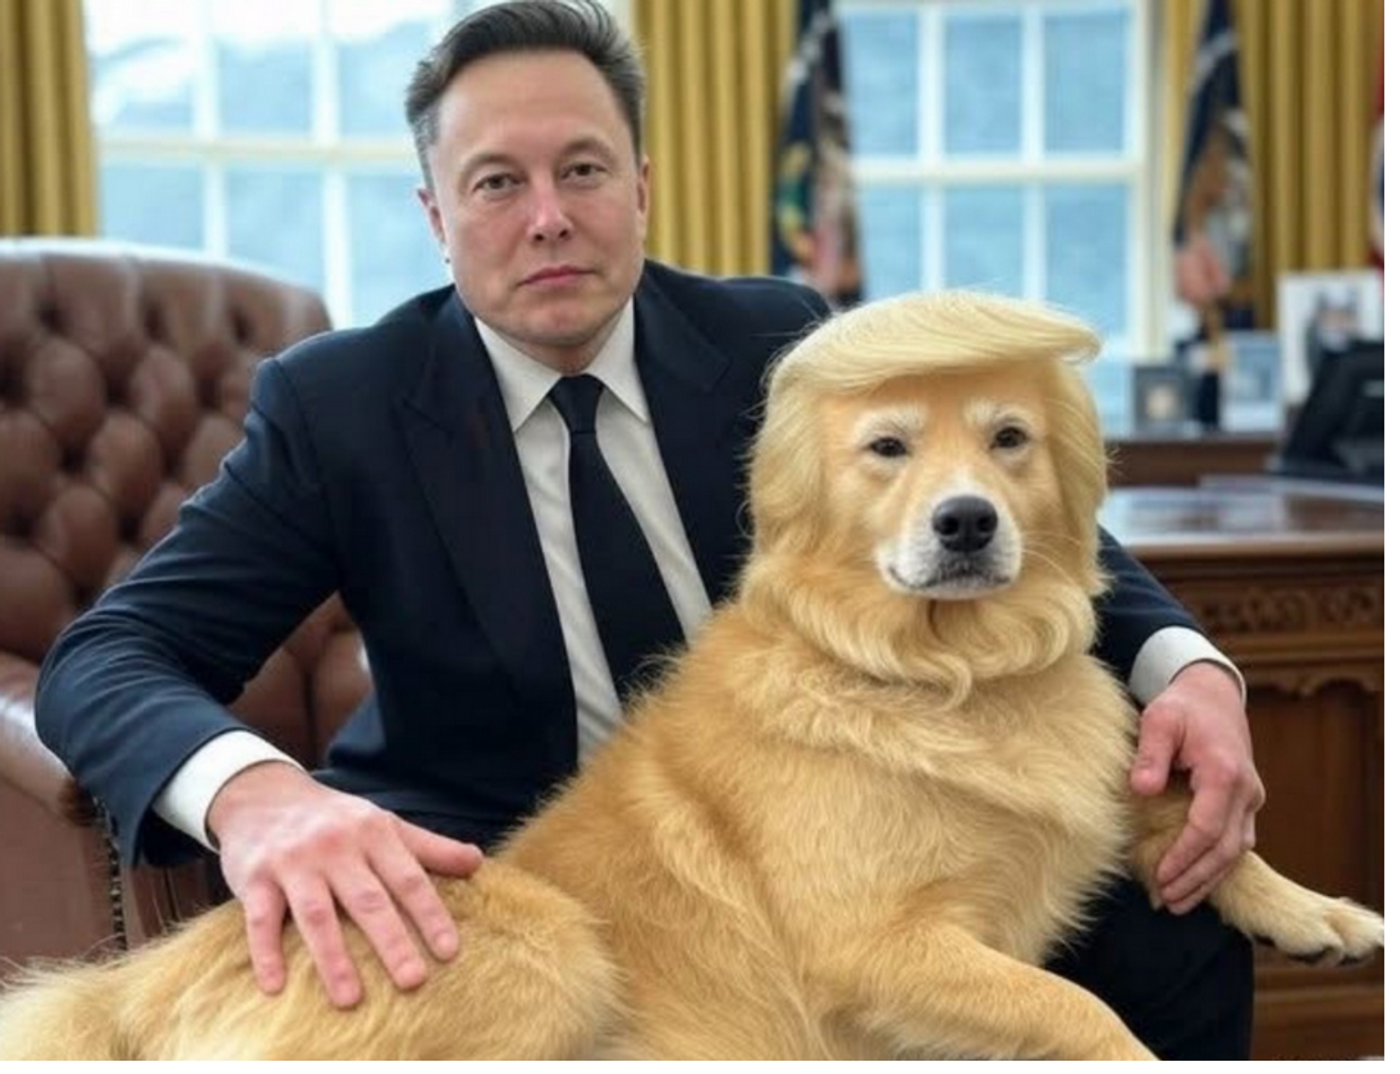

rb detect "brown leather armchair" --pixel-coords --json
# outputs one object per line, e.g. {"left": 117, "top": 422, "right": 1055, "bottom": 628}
{"left": 0, "top": 240, "right": 370, "bottom": 976}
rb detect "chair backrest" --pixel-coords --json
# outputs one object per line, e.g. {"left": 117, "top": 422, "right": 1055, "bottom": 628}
{"left": 0, "top": 239, "right": 369, "bottom": 763}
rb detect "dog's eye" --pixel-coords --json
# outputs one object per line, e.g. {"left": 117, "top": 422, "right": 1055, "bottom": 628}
{"left": 868, "top": 436, "right": 909, "bottom": 459}
{"left": 992, "top": 426, "right": 1029, "bottom": 450}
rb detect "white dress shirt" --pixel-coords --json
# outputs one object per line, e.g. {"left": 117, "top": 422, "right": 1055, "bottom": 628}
{"left": 154, "top": 303, "right": 1242, "bottom": 850}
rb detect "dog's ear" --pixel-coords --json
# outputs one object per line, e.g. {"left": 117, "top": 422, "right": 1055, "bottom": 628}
{"left": 748, "top": 373, "right": 827, "bottom": 557}
{"left": 1045, "top": 362, "right": 1110, "bottom": 595}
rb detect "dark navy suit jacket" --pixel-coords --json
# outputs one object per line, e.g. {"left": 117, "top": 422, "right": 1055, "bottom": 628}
{"left": 36, "top": 262, "right": 1197, "bottom": 866}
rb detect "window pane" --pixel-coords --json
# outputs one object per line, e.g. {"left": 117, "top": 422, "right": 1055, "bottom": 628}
{"left": 856, "top": 185, "right": 923, "bottom": 299}
{"left": 841, "top": 8, "right": 919, "bottom": 157}
{"left": 943, "top": 13, "right": 1021, "bottom": 156}
{"left": 99, "top": 163, "right": 204, "bottom": 249}
{"left": 212, "top": 0, "right": 316, "bottom": 135}
{"left": 86, "top": 0, "right": 198, "bottom": 133}
{"left": 1045, "top": 9, "right": 1129, "bottom": 154}
{"left": 346, "top": 173, "right": 446, "bottom": 325}
{"left": 1082, "top": 360, "right": 1131, "bottom": 436}
{"left": 226, "top": 168, "right": 325, "bottom": 295}
{"left": 1045, "top": 183, "right": 1129, "bottom": 336}
{"left": 944, "top": 185, "right": 1023, "bottom": 295}
{"left": 333, "top": 0, "right": 439, "bottom": 137}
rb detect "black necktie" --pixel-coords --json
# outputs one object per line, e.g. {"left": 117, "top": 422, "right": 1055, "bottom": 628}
{"left": 548, "top": 374, "right": 684, "bottom": 699}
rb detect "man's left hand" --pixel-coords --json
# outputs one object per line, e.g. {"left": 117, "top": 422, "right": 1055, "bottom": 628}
{"left": 1129, "top": 661, "right": 1266, "bottom": 914}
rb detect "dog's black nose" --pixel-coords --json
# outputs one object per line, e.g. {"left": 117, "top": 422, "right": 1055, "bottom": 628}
{"left": 933, "top": 496, "right": 998, "bottom": 552}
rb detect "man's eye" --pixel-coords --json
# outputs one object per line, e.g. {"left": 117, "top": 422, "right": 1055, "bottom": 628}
{"left": 992, "top": 426, "right": 1029, "bottom": 450}
{"left": 868, "top": 436, "right": 908, "bottom": 459}
{"left": 565, "top": 162, "right": 606, "bottom": 182}
{"left": 475, "top": 173, "right": 518, "bottom": 194}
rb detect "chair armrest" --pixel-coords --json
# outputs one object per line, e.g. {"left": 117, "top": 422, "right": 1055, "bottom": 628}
{"left": 0, "top": 652, "right": 96, "bottom": 826}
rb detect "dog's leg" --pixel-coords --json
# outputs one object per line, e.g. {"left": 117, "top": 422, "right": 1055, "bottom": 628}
{"left": 1130, "top": 791, "right": 1383, "bottom": 966}
{"left": 178, "top": 861, "right": 624, "bottom": 1059}
{"left": 0, "top": 862, "right": 621, "bottom": 1060}
{"left": 826, "top": 923, "right": 1155, "bottom": 1060}
{"left": 1208, "top": 853, "right": 1384, "bottom": 966}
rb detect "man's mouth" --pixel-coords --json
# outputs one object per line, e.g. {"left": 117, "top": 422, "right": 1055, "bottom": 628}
{"left": 523, "top": 265, "right": 589, "bottom": 285}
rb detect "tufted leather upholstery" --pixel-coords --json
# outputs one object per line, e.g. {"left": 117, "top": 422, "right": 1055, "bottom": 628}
{"left": 0, "top": 239, "right": 371, "bottom": 973}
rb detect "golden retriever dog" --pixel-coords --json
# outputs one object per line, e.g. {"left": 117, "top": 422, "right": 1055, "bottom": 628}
{"left": 0, "top": 292, "right": 1382, "bottom": 1059}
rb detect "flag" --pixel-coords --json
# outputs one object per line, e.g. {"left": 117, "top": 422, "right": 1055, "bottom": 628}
{"left": 1172, "top": 0, "right": 1253, "bottom": 329}
{"left": 1369, "top": 64, "right": 1383, "bottom": 271}
{"left": 772, "top": 0, "right": 863, "bottom": 308}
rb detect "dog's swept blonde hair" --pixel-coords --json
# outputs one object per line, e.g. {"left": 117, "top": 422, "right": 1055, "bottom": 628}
{"left": 751, "top": 290, "right": 1106, "bottom": 569}
{"left": 742, "top": 291, "right": 1111, "bottom": 701}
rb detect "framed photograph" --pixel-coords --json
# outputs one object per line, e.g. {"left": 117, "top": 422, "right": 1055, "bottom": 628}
{"left": 1132, "top": 365, "right": 1190, "bottom": 432}
{"left": 1222, "top": 330, "right": 1284, "bottom": 432}
{"left": 1277, "top": 271, "right": 1384, "bottom": 404}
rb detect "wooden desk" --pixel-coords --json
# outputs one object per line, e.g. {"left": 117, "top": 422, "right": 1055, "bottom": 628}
{"left": 1107, "top": 431, "right": 1278, "bottom": 487}
{"left": 1104, "top": 484, "right": 1384, "bottom": 1061}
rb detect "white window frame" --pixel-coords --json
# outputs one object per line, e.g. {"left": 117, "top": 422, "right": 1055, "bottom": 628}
{"left": 88, "top": 0, "right": 632, "bottom": 327}
{"left": 837, "top": 0, "right": 1166, "bottom": 359}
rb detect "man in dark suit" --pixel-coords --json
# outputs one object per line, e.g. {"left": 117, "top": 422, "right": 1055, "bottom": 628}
{"left": 36, "top": 0, "right": 1262, "bottom": 1058}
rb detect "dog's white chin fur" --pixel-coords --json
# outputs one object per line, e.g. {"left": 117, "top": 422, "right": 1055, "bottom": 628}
{"left": 918, "top": 576, "right": 1013, "bottom": 601}
{"left": 877, "top": 543, "right": 1020, "bottom": 601}
{"left": 879, "top": 562, "right": 1014, "bottom": 600}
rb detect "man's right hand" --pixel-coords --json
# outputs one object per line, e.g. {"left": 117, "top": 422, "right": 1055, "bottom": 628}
{"left": 206, "top": 762, "right": 484, "bottom": 1009}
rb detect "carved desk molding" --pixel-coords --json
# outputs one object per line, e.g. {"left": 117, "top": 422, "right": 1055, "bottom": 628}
{"left": 1106, "top": 482, "right": 1384, "bottom": 1061}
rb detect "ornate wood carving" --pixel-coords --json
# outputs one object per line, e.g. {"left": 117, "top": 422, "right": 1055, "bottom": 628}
{"left": 1176, "top": 581, "right": 1382, "bottom": 639}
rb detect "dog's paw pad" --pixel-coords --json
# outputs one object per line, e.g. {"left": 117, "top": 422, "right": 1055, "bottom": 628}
{"left": 1325, "top": 903, "right": 1385, "bottom": 961}
{"left": 1292, "top": 946, "right": 1338, "bottom": 967}
{"left": 1260, "top": 900, "right": 1383, "bottom": 966}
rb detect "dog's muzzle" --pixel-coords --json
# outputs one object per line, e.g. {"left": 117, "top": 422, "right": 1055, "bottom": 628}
{"left": 880, "top": 493, "right": 1019, "bottom": 598}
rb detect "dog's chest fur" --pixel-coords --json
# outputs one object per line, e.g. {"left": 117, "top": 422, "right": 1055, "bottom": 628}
{"left": 522, "top": 607, "right": 1137, "bottom": 979}
{"left": 725, "top": 634, "right": 1135, "bottom": 967}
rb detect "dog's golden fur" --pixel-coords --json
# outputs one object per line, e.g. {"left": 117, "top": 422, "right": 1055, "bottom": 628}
{"left": 0, "top": 292, "right": 1382, "bottom": 1059}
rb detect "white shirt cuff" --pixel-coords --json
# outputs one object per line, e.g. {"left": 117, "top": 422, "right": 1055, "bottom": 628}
{"left": 1128, "top": 626, "right": 1247, "bottom": 707}
{"left": 151, "top": 731, "right": 304, "bottom": 852}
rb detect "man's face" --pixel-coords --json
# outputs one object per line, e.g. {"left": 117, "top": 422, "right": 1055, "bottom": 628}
{"left": 417, "top": 49, "right": 649, "bottom": 373}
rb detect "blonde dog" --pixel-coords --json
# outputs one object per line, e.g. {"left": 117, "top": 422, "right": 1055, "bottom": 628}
{"left": 0, "top": 292, "right": 1382, "bottom": 1059}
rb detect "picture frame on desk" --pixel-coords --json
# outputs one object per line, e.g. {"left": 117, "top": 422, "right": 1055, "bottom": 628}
{"left": 1131, "top": 364, "right": 1190, "bottom": 433}
{"left": 1277, "top": 270, "right": 1384, "bottom": 405}
{"left": 1222, "top": 330, "right": 1284, "bottom": 433}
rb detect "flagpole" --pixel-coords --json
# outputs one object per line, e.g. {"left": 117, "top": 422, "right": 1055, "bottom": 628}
{"left": 1195, "top": 302, "right": 1227, "bottom": 429}
{"left": 1172, "top": 0, "right": 1253, "bottom": 431}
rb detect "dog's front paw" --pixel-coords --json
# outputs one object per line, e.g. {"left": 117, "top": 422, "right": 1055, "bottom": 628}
{"left": 1261, "top": 897, "right": 1385, "bottom": 968}
{"left": 1209, "top": 853, "right": 1384, "bottom": 968}
{"left": 1239, "top": 892, "right": 1383, "bottom": 967}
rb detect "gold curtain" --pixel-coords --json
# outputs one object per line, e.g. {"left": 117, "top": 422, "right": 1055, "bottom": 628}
{"left": 0, "top": 0, "right": 97, "bottom": 236}
{"left": 1162, "top": 0, "right": 1383, "bottom": 328}
{"left": 632, "top": 0, "right": 795, "bottom": 275}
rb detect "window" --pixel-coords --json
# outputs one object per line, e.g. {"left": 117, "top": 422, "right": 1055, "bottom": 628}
{"left": 838, "top": 0, "right": 1154, "bottom": 430}
{"left": 86, "top": 0, "right": 494, "bottom": 327}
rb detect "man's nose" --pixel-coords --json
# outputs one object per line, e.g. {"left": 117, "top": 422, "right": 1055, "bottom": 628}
{"left": 529, "top": 184, "right": 572, "bottom": 243}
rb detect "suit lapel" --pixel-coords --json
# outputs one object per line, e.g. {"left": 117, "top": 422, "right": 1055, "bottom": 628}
{"left": 397, "top": 298, "right": 575, "bottom": 763}
{"left": 634, "top": 274, "right": 754, "bottom": 605}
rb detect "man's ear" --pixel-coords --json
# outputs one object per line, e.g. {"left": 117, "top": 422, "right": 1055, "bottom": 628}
{"left": 636, "top": 155, "right": 651, "bottom": 236}
{"left": 417, "top": 185, "right": 447, "bottom": 254}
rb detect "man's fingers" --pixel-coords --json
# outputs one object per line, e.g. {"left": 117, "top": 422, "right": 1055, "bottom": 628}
{"left": 368, "top": 839, "right": 462, "bottom": 963}
{"left": 1161, "top": 872, "right": 1218, "bottom": 916}
{"left": 329, "top": 862, "right": 431, "bottom": 992}
{"left": 285, "top": 877, "right": 363, "bottom": 1009}
{"left": 1160, "top": 828, "right": 1238, "bottom": 910}
{"left": 243, "top": 883, "right": 289, "bottom": 996}
{"left": 1129, "top": 712, "right": 1179, "bottom": 797}
{"left": 402, "top": 823, "right": 485, "bottom": 877}
{"left": 1155, "top": 785, "right": 1230, "bottom": 888}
